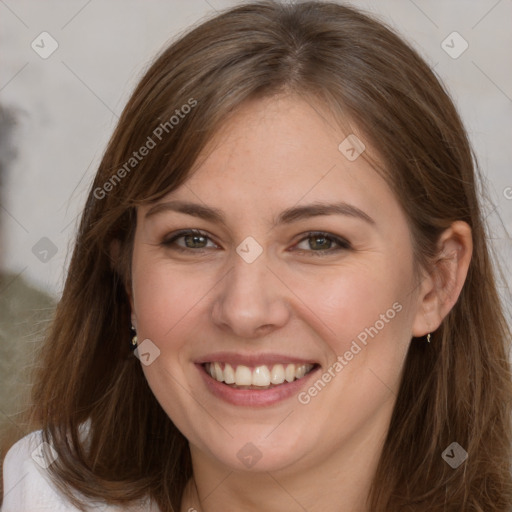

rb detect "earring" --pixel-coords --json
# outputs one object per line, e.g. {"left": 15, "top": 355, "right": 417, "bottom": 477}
{"left": 426, "top": 333, "right": 431, "bottom": 343}
{"left": 131, "top": 325, "right": 138, "bottom": 350}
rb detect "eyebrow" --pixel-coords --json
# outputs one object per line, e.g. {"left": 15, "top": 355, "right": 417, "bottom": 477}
{"left": 144, "top": 200, "right": 375, "bottom": 226}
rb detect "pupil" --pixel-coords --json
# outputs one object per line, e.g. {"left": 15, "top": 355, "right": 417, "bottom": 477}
{"left": 186, "top": 235, "right": 205, "bottom": 248}
{"left": 312, "top": 236, "right": 330, "bottom": 250}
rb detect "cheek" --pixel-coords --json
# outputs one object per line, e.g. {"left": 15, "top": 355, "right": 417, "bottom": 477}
{"left": 131, "top": 252, "right": 215, "bottom": 343}
{"left": 130, "top": 253, "right": 214, "bottom": 437}
{"left": 289, "top": 269, "right": 412, "bottom": 431}
{"left": 289, "top": 260, "right": 410, "bottom": 353}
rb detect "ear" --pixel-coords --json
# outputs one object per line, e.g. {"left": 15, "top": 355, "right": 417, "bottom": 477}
{"left": 412, "top": 221, "right": 473, "bottom": 337}
{"left": 110, "top": 239, "right": 137, "bottom": 326}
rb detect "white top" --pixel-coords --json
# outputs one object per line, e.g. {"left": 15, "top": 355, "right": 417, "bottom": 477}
{"left": 1, "top": 429, "right": 161, "bottom": 511}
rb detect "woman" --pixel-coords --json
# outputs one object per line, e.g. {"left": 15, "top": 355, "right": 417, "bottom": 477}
{"left": 2, "top": 1, "right": 511, "bottom": 511}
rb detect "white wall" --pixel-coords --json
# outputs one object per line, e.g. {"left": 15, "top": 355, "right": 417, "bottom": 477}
{"left": 1, "top": 0, "right": 511, "bottom": 305}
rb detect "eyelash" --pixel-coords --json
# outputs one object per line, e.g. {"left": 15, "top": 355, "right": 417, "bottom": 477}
{"left": 161, "top": 229, "right": 351, "bottom": 257}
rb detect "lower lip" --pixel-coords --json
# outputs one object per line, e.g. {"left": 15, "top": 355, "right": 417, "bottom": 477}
{"left": 196, "top": 363, "right": 321, "bottom": 407}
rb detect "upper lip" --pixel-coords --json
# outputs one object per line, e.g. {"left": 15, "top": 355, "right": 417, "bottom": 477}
{"left": 195, "top": 352, "right": 319, "bottom": 367}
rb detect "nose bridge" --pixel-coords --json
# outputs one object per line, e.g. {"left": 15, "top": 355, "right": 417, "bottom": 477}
{"left": 211, "top": 243, "right": 289, "bottom": 337}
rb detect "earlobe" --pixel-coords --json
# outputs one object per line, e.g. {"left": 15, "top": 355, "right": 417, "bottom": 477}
{"left": 412, "top": 221, "right": 473, "bottom": 337}
{"left": 411, "top": 270, "right": 438, "bottom": 338}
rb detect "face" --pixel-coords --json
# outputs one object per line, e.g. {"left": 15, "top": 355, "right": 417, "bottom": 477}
{"left": 129, "top": 95, "right": 423, "bottom": 475}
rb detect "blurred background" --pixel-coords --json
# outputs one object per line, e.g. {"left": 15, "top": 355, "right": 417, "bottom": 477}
{"left": 1, "top": 0, "right": 511, "bottom": 448}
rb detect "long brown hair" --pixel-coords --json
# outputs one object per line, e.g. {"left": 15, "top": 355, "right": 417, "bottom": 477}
{"left": 2, "top": 1, "right": 511, "bottom": 510}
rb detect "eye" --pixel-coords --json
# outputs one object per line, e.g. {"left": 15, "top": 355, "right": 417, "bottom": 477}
{"left": 292, "top": 231, "right": 351, "bottom": 256}
{"left": 161, "top": 229, "right": 351, "bottom": 257}
{"left": 161, "top": 229, "right": 218, "bottom": 252}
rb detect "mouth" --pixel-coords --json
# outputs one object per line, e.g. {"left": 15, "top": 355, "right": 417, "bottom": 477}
{"left": 202, "top": 362, "right": 319, "bottom": 390}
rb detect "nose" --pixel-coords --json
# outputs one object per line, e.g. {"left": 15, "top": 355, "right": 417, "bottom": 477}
{"left": 210, "top": 249, "right": 291, "bottom": 339}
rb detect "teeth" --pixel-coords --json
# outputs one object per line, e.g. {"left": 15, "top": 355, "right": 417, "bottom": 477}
{"left": 252, "top": 365, "right": 270, "bottom": 386}
{"left": 285, "top": 364, "right": 295, "bottom": 383}
{"left": 235, "top": 365, "right": 252, "bottom": 386}
{"left": 205, "top": 362, "right": 314, "bottom": 387}
{"left": 270, "top": 364, "right": 285, "bottom": 385}
{"left": 214, "top": 362, "right": 223, "bottom": 381}
{"left": 223, "top": 363, "right": 235, "bottom": 384}
{"left": 295, "top": 365, "right": 307, "bottom": 379}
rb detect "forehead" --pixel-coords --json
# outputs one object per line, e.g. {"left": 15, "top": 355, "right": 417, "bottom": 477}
{"left": 194, "top": 94, "right": 345, "bottom": 180}
{"left": 139, "top": 94, "right": 398, "bottom": 227}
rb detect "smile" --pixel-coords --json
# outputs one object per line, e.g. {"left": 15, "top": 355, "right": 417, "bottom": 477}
{"left": 203, "top": 362, "right": 316, "bottom": 389}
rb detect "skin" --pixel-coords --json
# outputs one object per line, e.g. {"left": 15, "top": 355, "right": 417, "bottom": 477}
{"left": 125, "top": 94, "right": 472, "bottom": 512}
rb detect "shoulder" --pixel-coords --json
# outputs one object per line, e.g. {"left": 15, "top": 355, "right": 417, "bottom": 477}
{"left": 2, "top": 429, "right": 81, "bottom": 511}
{"left": 2, "top": 428, "right": 159, "bottom": 511}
